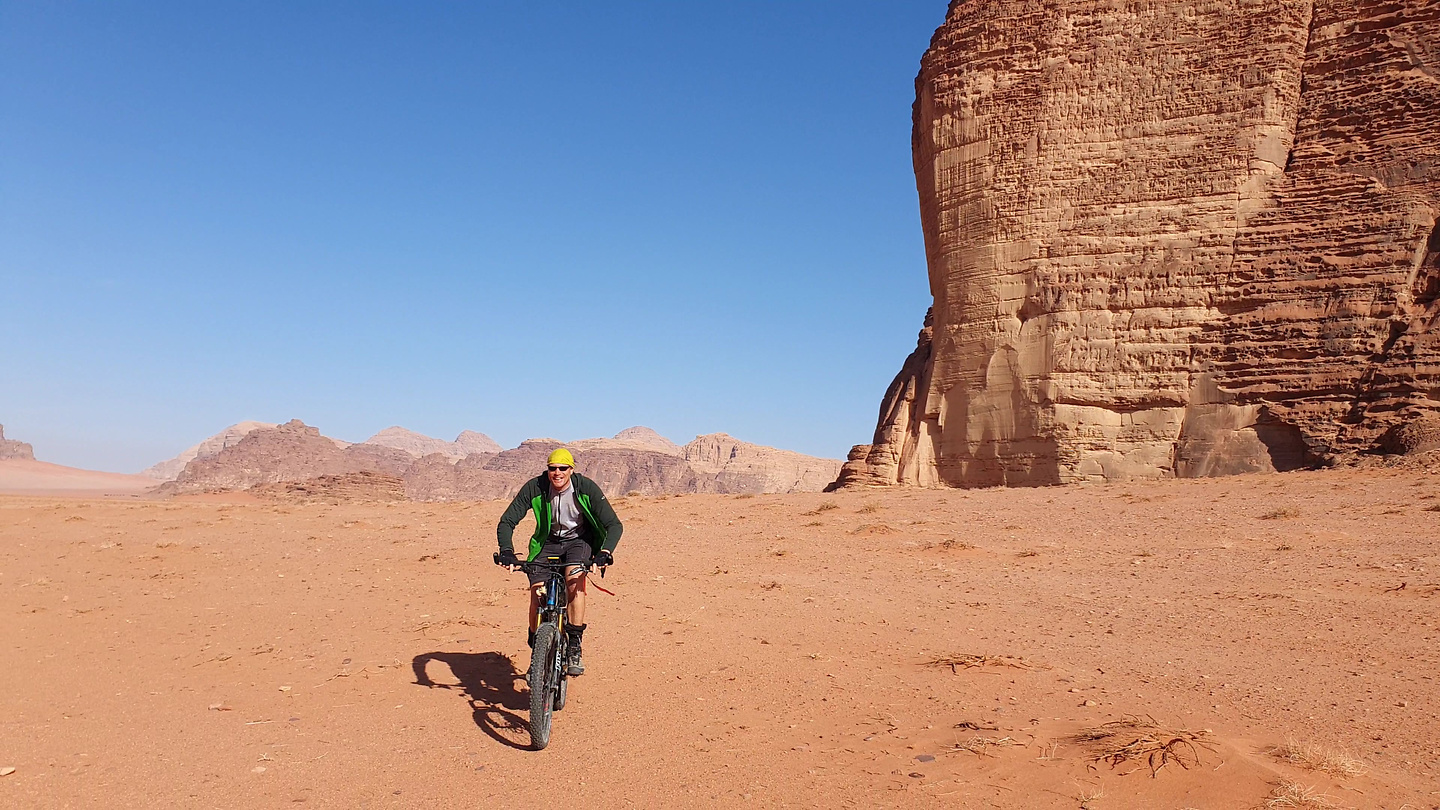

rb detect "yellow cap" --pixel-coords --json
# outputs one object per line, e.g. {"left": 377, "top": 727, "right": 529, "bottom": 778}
{"left": 547, "top": 448, "right": 576, "bottom": 467}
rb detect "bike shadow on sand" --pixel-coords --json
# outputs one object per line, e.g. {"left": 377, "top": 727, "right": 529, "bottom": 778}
{"left": 412, "top": 651, "right": 532, "bottom": 749}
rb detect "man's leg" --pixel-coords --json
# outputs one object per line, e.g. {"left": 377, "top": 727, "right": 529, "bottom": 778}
{"left": 527, "top": 582, "right": 544, "bottom": 646}
{"left": 564, "top": 568, "right": 588, "bottom": 675}
{"left": 566, "top": 569, "right": 587, "bottom": 627}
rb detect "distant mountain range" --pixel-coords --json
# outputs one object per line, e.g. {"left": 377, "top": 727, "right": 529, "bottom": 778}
{"left": 147, "top": 420, "right": 842, "bottom": 500}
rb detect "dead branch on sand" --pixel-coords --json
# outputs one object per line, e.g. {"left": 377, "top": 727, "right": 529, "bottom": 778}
{"left": 1074, "top": 715, "right": 1216, "bottom": 777}
{"left": 926, "top": 653, "right": 1033, "bottom": 674}
{"left": 945, "top": 735, "right": 1020, "bottom": 757}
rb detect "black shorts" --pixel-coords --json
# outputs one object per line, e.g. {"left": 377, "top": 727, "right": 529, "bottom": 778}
{"left": 526, "top": 536, "right": 593, "bottom": 585}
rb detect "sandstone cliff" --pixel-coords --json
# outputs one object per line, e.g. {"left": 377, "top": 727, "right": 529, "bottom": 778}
{"left": 840, "top": 0, "right": 1440, "bottom": 488}
{"left": 0, "top": 424, "right": 35, "bottom": 461}
{"left": 683, "top": 433, "right": 844, "bottom": 494}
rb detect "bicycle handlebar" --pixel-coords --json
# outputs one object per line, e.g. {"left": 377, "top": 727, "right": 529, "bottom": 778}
{"left": 493, "top": 553, "right": 607, "bottom": 576}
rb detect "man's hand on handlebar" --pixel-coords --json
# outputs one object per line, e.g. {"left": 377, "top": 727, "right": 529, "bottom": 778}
{"left": 593, "top": 549, "right": 613, "bottom": 568}
{"left": 494, "top": 549, "right": 520, "bottom": 570}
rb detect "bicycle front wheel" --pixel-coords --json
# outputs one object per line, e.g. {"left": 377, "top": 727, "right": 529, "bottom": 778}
{"left": 528, "top": 623, "right": 559, "bottom": 750}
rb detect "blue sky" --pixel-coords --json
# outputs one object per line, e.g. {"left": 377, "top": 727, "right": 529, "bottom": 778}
{"left": 1, "top": 1, "right": 943, "bottom": 472}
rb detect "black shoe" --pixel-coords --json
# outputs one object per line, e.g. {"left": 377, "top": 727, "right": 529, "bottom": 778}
{"left": 527, "top": 629, "right": 536, "bottom": 649}
{"left": 564, "top": 624, "right": 586, "bottom": 676}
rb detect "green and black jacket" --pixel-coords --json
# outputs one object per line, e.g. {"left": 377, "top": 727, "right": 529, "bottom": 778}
{"left": 496, "top": 472, "right": 623, "bottom": 561}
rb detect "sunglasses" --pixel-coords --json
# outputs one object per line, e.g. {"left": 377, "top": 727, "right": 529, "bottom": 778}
{"left": 547, "top": 465, "right": 572, "bottom": 472}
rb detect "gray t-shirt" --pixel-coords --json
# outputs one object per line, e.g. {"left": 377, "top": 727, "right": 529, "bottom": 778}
{"left": 549, "top": 482, "right": 583, "bottom": 540}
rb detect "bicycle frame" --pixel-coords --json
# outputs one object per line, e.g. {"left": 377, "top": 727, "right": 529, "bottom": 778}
{"left": 495, "top": 555, "right": 593, "bottom": 749}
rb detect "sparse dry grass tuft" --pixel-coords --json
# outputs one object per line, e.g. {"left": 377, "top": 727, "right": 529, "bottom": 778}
{"left": 1018, "top": 550, "right": 1040, "bottom": 558}
{"left": 1074, "top": 715, "right": 1215, "bottom": 777}
{"left": 927, "top": 653, "right": 1033, "bottom": 673}
{"left": 1262, "top": 781, "right": 1343, "bottom": 809}
{"left": 802, "top": 502, "right": 839, "bottom": 516}
{"left": 1265, "top": 738, "right": 1365, "bottom": 777}
{"left": 858, "top": 502, "right": 881, "bottom": 514}
{"left": 1259, "top": 508, "right": 1301, "bottom": 520}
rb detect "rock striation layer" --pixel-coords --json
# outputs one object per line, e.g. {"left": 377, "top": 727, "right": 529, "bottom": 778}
{"left": 0, "top": 425, "right": 35, "bottom": 461}
{"left": 840, "top": 0, "right": 1440, "bottom": 488}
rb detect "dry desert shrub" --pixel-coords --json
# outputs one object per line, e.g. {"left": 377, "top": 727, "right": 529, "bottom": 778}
{"left": 1259, "top": 508, "right": 1301, "bottom": 520}
{"left": 1074, "top": 715, "right": 1215, "bottom": 777}
{"left": 927, "top": 653, "right": 1033, "bottom": 673}
{"left": 858, "top": 502, "right": 881, "bottom": 514}
{"left": 802, "top": 502, "right": 839, "bottom": 516}
{"left": 1265, "top": 738, "right": 1365, "bottom": 777}
{"left": 1262, "top": 781, "right": 1344, "bottom": 809}
{"left": 733, "top": 493, "right": 755, "bottom": 500}
{"left": 851, "top": 523, "right": 898, "bottom": 535}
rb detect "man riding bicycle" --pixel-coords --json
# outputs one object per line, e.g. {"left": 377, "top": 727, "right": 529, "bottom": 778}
{"left": 495, "top": 448, "right": 622, "bottom": 676}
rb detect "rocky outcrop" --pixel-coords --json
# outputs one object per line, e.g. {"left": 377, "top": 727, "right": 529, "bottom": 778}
{"left": 362, "top": 427, "right": 501, "bottom": 459}
{"left": 453, "top": 430, "right": 503, "bottom": 455}
{"left": 160, "top": 420, "right": 383, "bottom": 494}
{"left": 682, "top": 433, "right": 844, "bottom": 494}
{"left": 841, "top": 0, "right": 1440, "bottom": 488}
{"left": 250, "top": 471, "right": 406, "bottom": 503}
{"left": 142, "top": 421, "right": 275, "bottom": 480}
{"left": 612, "top": 426, "right": 682, "bottom": 454}
{"left": 0, "top": 425, "right": 35, "bottom": 461}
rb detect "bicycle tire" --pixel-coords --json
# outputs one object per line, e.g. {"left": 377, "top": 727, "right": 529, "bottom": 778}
{"left": 528, "top": 623, "right": 558, "bottom": 749}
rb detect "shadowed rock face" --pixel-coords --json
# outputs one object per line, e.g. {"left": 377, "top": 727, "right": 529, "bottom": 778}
{"left": 840, "top": 0, "right": 1440, "bottom": 488}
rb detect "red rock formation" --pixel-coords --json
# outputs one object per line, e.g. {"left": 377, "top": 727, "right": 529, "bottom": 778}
{"left": 841, "top": 0, "right": 1440, "bottom": 488}
{"left": 161, "top": 420, "right": 382, "bottom": 493}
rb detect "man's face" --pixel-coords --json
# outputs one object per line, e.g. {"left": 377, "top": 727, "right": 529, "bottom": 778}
{"left": 547, "top": 463, "right": 573, "bottom": 490}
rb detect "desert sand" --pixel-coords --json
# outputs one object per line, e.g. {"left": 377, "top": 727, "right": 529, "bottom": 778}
{"left": 2, "top": 468, "right": 1437, "bottom": 808}
{"left": 0, "top": 459, "right": 157, "bottom": 498}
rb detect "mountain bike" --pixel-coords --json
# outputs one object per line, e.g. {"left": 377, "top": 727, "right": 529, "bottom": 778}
{"left": 493, "top": 554, "right": 599, "bottom": 750}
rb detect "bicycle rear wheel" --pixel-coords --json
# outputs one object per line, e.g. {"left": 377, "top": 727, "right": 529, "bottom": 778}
{"left": 528, "top": 623, "right": 559, "bottom": 749}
